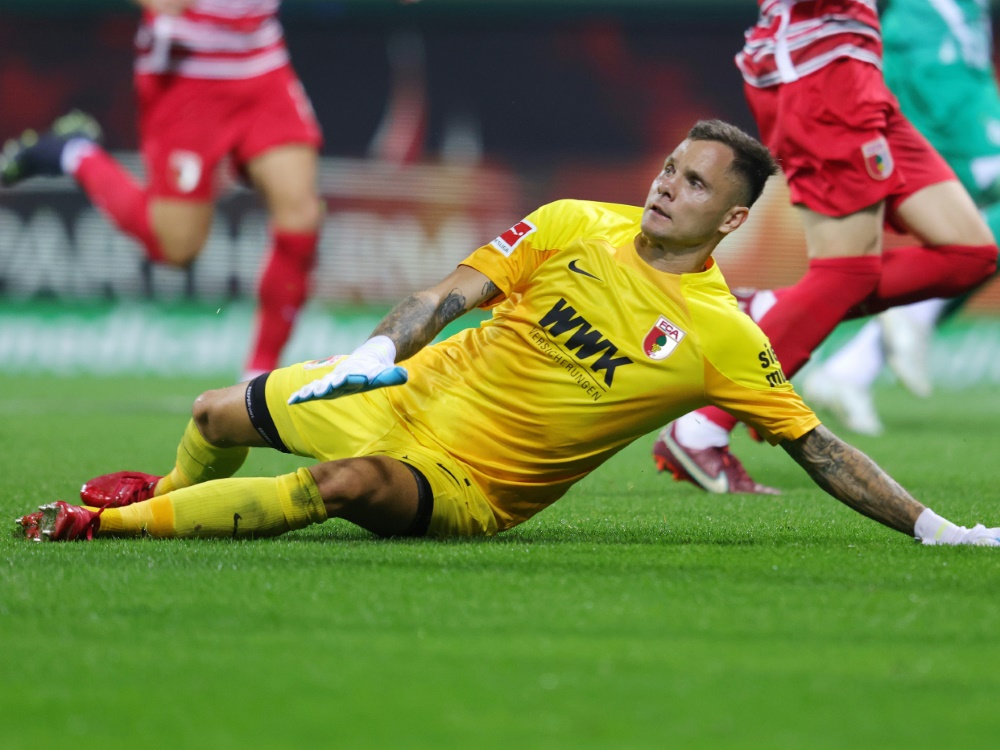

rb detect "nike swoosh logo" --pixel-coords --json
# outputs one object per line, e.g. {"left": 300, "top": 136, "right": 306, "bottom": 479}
{"left": 660, "top": 427, "right": 729, "bottom": 493}
{"left": 568, "top": 259, "right": 602, "bottom": 280}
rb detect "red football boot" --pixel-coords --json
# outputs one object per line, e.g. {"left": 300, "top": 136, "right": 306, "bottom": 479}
{"left": 80, "top": 471, "right": 162, "bottom": 507}
{"left": 652, "top": 421, "right": 780, "bottom": 495}
{"left": 18, "top": 502, "right": 103, "bottom": 542}
{"left": 15, "top": 511, "right": 44, "bottom": 542}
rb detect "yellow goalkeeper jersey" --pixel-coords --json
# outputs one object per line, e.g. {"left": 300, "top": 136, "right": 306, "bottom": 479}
{"left": 386, "top": 199, "right": 819, "bottom": 529}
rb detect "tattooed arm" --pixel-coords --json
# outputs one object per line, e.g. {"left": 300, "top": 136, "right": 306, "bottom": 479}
{"left": 781, "top": 425, "right": 924, "bottom": 535}
{"left": 372, "top": 265, "right": 500, "bottom": 361}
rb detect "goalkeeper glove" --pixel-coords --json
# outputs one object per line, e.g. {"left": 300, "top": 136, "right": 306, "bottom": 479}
{"left": 914, "top": 508, "right": 1000, "bottom": 546}
{"left": 288, "top": 335, "right": 408, "bottom": 405}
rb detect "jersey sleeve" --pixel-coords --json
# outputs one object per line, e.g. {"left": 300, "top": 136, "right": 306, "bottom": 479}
{"left": 699, "top": 305, "right": 820, "bottom": 444}
{"left": 459, "top": 200, "right": 594, "bottom": 307}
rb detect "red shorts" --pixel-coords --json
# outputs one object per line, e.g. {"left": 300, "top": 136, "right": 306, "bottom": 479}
{"left": 744, "top": 58, "right": 955, "bottom": 222}
{"left": 136, "top": 65, "right": 323, "bottom": 201}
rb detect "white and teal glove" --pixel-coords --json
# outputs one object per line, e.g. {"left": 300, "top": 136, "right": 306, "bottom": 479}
{"left": 287, "top": 336, "right": 408, "bottom": 405}
{"left": 915, "top": 508, "right": 1000, "bottom": 546}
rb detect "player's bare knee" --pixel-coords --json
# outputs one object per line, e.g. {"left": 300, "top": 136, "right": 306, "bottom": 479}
{"left": 157, "top": 235, "right": 204, "bottom": 268}
{"left": 191, "top": 388, "right": 232, "bottom": 446}
{"left": 272, "top": 193, "right": 324, "bottom": 234}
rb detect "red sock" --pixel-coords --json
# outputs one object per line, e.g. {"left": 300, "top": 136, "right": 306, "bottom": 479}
{"left": 759, "top": 255, "right": 882, "bottom": 378}
{"left": 245, "top": 229, "right": 318, "bottom": 373}
{"left": 690, "top": 255, "right": 883, "bottom": 434}
{"left": 71, "top": 147, "right": 164, "bottom": 261}
{"left": 846, "top": 243, "right": 998, "bottom": 318}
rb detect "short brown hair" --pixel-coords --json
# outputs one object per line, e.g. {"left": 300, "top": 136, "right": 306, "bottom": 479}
{"left": 687, "top": 119, "right": 779, "bottom": 207}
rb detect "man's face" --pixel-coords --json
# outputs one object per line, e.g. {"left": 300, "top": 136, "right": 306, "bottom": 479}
{"left": 641, "top": 139, "right": 746, "bottom": 248}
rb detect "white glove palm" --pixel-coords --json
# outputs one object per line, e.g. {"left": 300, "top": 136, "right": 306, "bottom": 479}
{"left": 288, "top": 336, "right": 408, "bottom": 405}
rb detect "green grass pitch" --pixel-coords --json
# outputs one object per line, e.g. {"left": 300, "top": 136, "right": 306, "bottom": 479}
{"left": 2, "top": 374, "right": 1000, "bottom": 748}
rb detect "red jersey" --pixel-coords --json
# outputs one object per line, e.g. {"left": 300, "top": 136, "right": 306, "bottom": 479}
{"left": 134, "top": 0, "right": 289, "bottom": 80}
{"left": 737, "top": 0, "right": 882, "bottom": 88}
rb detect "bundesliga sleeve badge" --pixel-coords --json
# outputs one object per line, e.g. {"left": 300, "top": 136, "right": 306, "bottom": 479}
{"left": 490, "top": 220, "right": 536, "bottom": 256}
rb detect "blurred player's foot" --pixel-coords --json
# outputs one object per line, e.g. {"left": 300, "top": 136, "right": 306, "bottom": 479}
{"left": 801, "top": 370, "right": 884, "bottom": 436}
{"left": 652, "top": 421, "right": 779, "bottom": 495}
{"left": 18, "top": 502, "right": 102, "bottom": 542}
{"left": 0, "top": 110, "right": 102, "bottom": 186}
{"left": 81, "top": 471, "right": 161, "bottom": 508}
{"left": 879, "top": 307, "right": 932, "bottom": 398}
{"left": 731, "top": 287, "right": 778, "bottom": 323}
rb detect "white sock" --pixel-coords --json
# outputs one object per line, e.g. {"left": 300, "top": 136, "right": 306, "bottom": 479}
{"left": 914, "top": 507, "right": 963, "bottom": 545}
{"left": 897, "top": 298, "right": 947, "bottom": 329}
{"left": 673, "top": 411, "right": 731, "bottom": 450}
{"left": 60, "top": 138, "right": 97, "bottom": 176}
{"left": 821, "top": 320, "right": 885, "bottom": 388}
{"left": 748, "top": 289, "right": 778, "bottom": 323}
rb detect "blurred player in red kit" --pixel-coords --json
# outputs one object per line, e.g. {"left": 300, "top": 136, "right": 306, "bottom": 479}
{"left": 653, "top": 0, "right": 998, "bottom": 493}
{"left": 1, "top": 0, "right": 324, "bottom": 378}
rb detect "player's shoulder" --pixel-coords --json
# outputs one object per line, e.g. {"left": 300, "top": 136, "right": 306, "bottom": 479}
{"left": 536, "top": 198, "right": 641, "bottom": 220}
{"left": 686, "top": 281, "right": 766, "bottom": 343}
{"left": 531, "top": 199, "right": 642, "bottom": 239}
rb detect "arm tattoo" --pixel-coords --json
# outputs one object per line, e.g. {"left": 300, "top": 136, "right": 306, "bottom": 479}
{"left": 438, "top": 290, "right": 467, "bottom": 326}
{"left": 781, "top": 425, "right": 923, "bottom": 534}
{"left": 370, "top": 282, "right": 493, "bottom": 362}
{"left": 370, "top": 293, "right": 441, "bottom": 361}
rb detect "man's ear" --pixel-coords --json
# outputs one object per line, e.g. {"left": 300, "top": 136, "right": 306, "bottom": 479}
{"left": 719, "top": 205, "right": 750, "bottom": 236}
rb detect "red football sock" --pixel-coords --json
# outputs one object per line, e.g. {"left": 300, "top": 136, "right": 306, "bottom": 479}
{"left": 71, "top": 147, "right": 164, "bottom": 262}
{"left": 758, "top": 255, "right": 882, "bottom": 379}
{"left": 846, "top": 243, "right": 998, "bottom": 318}
{"left": 245, "top": 229, "right": 318, "bottom": 373}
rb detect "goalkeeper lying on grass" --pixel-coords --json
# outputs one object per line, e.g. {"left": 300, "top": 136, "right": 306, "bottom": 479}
{"left": 17, "top": 120, "right": 998, "bottom": 546}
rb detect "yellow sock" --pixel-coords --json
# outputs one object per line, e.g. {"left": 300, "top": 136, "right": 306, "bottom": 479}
{"left": 99, "top": 467, "right": 326, "bottom": 539}
{"left": 97, "top": 497, "right": 176, "bottom": 537}
{"left": 154, "top": 420, "right": 249, "bottom": 495}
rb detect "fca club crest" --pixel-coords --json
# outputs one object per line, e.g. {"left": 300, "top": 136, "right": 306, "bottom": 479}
{"left": 861, "top": 136, "right": 894, "bottom": 181}
{"left": 643, "top": 315, "right": 686, "bottom": 360}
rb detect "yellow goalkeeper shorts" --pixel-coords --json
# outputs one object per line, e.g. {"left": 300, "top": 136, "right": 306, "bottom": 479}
{"left": 259, "top": 359, "right": 499, "bottom": 538}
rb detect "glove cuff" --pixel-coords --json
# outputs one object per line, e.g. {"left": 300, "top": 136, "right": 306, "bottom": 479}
{"left": 914, "top": 507, "right": 964, "bottom": 545}
{"left": 355, "top": 335, "right": 397, "bottom": 368}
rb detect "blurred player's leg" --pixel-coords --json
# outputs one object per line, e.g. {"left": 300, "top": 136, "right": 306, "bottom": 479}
{"left": 243, "top": 145, "right": 322, "bottom": 377}
{"left": 72, "top": 145, "right": 178, "bottom": 263}
{"left": 848, "top": 182, "right": 997, "bottom": 317}
{"left": 801, "top": 319, "right": 886, "bottom": 436}
{"left": 0, "top": 111, "right": 219, "bottom": 265}
{"left": 939, "top": 200, "right": 1000, "bottom": 320}
{"left": 245, "top": 229, "right": 318, "bottom": 376}
{"left": 76, "top": 151, "right": 216, "bottom": 266}
{"left": 879, "top": 298, "right": 944, "bottom": 398}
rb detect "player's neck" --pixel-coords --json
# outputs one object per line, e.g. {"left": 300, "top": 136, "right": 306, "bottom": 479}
{"left": 634, "top": 234, "right": 714, "bottom": 275}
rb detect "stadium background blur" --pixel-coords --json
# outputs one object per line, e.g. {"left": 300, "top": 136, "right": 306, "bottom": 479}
{"left": 3, "top": 0, "right": 1000, "bottom": 381}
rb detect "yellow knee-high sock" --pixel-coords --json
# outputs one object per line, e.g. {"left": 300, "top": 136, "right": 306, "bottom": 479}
{"left": 98, "top": 467, "right": 327, "bottom": 539}
{"left": 155, "top": 420, "right": 249, "bottom": 496}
